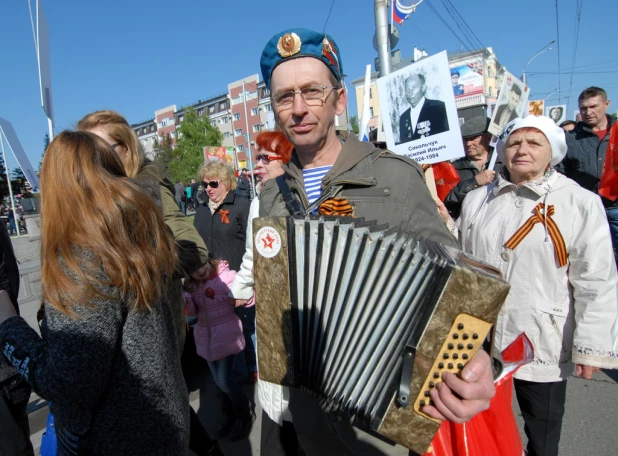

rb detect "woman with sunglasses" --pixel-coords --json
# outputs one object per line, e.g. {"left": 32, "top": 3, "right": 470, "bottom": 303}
{"left": 227, "top": 132, "right": 300, "bottom": 455}
{"left": 193, "top": 161, "right": 254, "bottom": 439}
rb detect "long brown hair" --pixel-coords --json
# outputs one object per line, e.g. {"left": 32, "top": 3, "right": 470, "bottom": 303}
{"left": 77, "top": 110, "right": 143, "bottom": 178}
{"left": 40, "top": 131, "right": 177, "bottom": 314}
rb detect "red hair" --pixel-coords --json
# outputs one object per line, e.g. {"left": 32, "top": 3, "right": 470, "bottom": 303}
{"left": 255, "top": 132, "right": 293, "bottom": 163}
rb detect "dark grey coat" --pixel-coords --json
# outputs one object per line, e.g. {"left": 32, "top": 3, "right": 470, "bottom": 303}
{"left": 557, "top": 115, "right": 617, "bottom": 208}
{"left": 0, "top": 250, "right": 189, "bottom": 455}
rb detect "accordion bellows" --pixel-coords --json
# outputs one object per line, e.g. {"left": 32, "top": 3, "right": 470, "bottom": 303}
{"left": 253, "top": 216, "right": 510, "bottom": 454}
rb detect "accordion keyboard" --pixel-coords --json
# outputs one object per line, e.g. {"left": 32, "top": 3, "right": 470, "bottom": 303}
{"left": 413, "top": 313, "right": 493, "bottom": 422}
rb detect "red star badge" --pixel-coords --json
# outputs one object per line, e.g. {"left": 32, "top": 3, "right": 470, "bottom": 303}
{"left": 261, "top": 233, "right": 275, "bottom": 249}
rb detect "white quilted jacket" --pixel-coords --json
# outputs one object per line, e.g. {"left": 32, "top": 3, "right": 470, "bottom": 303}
{"left": 458, "top": 169, "right": 618, "bottom": 382}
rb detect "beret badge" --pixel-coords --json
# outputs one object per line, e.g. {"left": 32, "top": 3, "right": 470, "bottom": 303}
{"left": 277, "top": 32, "right": 302, "bottom": 58}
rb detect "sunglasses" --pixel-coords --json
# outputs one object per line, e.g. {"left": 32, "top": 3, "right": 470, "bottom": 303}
{"left": 255, "top": 153, "right": 283, "bottom": 164}
{"left": 203, "top": 181, "right": 220, "bottom": 189}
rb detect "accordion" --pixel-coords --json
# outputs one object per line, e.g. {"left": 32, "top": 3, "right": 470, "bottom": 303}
{"left": 253, "top": 216, "right": 509, "bottom": 454}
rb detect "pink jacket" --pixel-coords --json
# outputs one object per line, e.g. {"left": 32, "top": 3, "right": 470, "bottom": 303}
{"left": 184, "top": 261, "right": 246, "bottom": 362}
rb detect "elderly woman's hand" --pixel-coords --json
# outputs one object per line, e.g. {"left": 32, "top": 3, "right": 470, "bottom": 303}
{"left": 435, "top": 199, "right": 456, "bottom": 233}
{"left": 576, "top": 364, "right": 601, "bottom": 379}
{"left": 422, "top": 349, "right": 495, "bottom": 423}
{"left": 0, "top": 290, "right": 17, "bottom": 324}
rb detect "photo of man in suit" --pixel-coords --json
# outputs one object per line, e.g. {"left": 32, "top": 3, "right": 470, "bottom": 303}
{"left": 397, "top": 74, "right": 449, "bottom": 144}
{"left": 493, "top": 84, "right": 522, "bottom": 132}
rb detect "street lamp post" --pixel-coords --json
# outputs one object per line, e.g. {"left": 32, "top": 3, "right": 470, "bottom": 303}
{"left": 522, "top": 40, "right": 556, "bottom": 86}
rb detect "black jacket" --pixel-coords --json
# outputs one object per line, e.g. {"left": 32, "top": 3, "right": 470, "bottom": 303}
{"left": 397, "top": 99, "right": 449, "bottom": 144}
{"left": 236, "top": 175, "right": 252, "bottom": 199}
{"left": 556, "top": 115, "right": 617, "bottom": 208}
{"left": 444, "top": 153, "right": 503, "bottom": 219}
{"left": 194, "top": 192, "right": 251, "bottom": 271}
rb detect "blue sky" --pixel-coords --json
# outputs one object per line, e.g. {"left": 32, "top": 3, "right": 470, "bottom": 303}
{"left": 1, "top": 0, "right": 617, "bottom": 173}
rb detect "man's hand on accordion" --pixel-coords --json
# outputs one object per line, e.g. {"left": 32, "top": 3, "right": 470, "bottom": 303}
{"left": 422, "top": 349, "right": 495, "bottom": 423}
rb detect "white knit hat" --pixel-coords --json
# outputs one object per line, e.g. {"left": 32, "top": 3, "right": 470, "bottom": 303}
{"left": 496, "top": 115, "right": 567, "bottom": 167}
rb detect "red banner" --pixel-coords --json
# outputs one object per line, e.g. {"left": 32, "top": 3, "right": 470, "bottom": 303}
{"left": 599, "top": 123, "right": 618, "bottom": 201}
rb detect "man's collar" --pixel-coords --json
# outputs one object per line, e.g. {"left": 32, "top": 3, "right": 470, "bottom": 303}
{"left": 578, "top": 114, "right": 615, "bottom": 134}
{"left": 284, "top": 131, "right": 378, "bottom": 185}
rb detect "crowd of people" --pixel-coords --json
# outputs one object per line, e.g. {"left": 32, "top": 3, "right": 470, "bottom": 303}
{"left": 0, "top": 25, "right": 616, "bottom": 456}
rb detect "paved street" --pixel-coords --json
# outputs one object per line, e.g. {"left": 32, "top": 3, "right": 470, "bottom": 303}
{"left": 9, "top": 233, "right": 618, "bottom": 455}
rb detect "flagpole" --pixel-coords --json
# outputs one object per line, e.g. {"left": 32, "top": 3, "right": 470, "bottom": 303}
{"left": 1, "top": 130, "right": 19, "bottom": 238}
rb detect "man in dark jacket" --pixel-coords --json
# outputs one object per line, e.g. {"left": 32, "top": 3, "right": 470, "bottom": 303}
{"left": 257, "top": 27, "right": 496, "bottom": 455}
{"left": 236, "top": 169, "right": 252, "bottom": 199}
{"left": 0, "top": 222, "right": 33, "bottom": 455}
{"left": 556, "top": 86, "right": 617, "bottom": 261}
{"left": 445, "top": 116, "right": 502, "bottom": 219}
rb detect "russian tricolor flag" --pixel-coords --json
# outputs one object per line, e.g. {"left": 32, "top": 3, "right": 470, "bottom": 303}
{"left": 393, "top": 0, "right": 417, "bottom": 25}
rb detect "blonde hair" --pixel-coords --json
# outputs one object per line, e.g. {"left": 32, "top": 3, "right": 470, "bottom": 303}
{"left": 40, "top": 130, "right": 177, "bottom": 314}
{"left": 77, "top": 110, "right": 143, "bottom": 178}
{"left": 198, "top": 161, "right": 237, "bottom": 191}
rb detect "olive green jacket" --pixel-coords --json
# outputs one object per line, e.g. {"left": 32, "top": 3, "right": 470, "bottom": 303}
{"left": 137, "top": 162, "right": 210, "bottom": 354}
{"left": 259, "top": 132, "right": 459, "bottom": 249}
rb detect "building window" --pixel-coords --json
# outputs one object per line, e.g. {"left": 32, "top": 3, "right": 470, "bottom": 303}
{"left": 263, "top": 88, "right": 270, "bottom": 96}
{"left": 135, "top": 130, "right": 139, "bottom": 135}
{"left": 264, "top": 104, "right": 272, "bottom": 112}
{"left": 223, "top": 132, "right": 231, "bottom": 138}
{"left": 233, "top": 113, "right": 241, "bottom": 121}
{"left": 489, "top": 87, "right": 493, "bottom": 97}
{"left": 369, "top": 107, "right": 374, "bottom": 117}
{"left": 209, "top": 105, "right": 215, "bottom": 114}
{"left": 238, "top": 144, "right": 244, "bottom": 151}
{"left": 211, "top": 120, "right": 216, "bottom": 126}
{"left": 235, "top": 129, "right": 243, "bottom": 137}
{"left": 170, "top": 131, "right": 176, "bottom": 138}
{"left": 150, "top": 125, "right": 154, "bottom": 132}
{"left": 220, "top": 101, "right": 226, "bottom": 110}
{"left": 161, "top": 117, "right": 169, "bottom": 127}
{"left": 198, "top": 109, "right": 204, "bottom": 116}
{"left": 369, "top": 88, "right": 373, "bottom": 99}
{"left": 179, "top": 116, "right": 184, "bottom": 122}
{"left": 221, "top": 117, "right": 228, "bottom": 124}
{"left": 253, "top": 124, "right": 261, "bottom": 133}
{"left": 232, "top": 95, "right": 242, "bottom": 105}
{"left": 246, "top": 91, "right": 258, "bottom": 101}
{"left": 251, "top": 107, "right": 259, "bottom": 116}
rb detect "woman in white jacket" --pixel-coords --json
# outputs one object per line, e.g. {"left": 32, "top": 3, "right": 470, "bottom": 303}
{"left": 228, "top": 132, "right": 303, "bottom": 453}
{"left": 444, "top": 116, "right": 618, "bottom": 456}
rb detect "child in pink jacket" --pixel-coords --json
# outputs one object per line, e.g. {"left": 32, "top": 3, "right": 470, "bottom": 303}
{"left": 184, "top": 259, "right": 255, "bottom": 441}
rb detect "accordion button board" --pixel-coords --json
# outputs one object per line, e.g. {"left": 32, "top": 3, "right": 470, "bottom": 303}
{"left": 413, "top": 313, "right": 493, "bottom": 422}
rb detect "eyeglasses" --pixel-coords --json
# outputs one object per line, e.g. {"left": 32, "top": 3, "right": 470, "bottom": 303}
{"left": 272, "top": 85, "right": 338, "bottom": 107}
{"left": 203, "top": 181, "right": 220, "bottom": 189}
{"left": 255, "top": 153, "right": 283, "bottom": 164}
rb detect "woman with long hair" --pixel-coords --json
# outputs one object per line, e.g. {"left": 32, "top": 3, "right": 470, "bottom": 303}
{"left": 0, "top": 131, "right": 189, "bottom": 454}
{"left": 77, "top": 110, "right": 222, "bottom": 456}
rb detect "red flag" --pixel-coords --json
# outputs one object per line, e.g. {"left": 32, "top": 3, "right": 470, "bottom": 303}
{"left": 599, "top": 123, "right": 618, "bottom": 201}
{"left": 431, "top": 162, "right": 461, "bottom": 201}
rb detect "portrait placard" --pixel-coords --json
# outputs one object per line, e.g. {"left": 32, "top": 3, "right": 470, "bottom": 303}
{"left": 488, "top": 71, "right": 529, "bottom": 136}
{"left": 546, "top": 105, "right": 567, "bottom": 125}
{"left": 376, "top": 51, "right": 464, "bottom": 164}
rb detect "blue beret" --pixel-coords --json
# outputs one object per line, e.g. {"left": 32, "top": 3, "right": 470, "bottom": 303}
{"left": 260, "top": 28, "right": 343, "bottom": 88}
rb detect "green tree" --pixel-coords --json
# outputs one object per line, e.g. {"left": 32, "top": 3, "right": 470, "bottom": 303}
{"left": 152, "top": 133, "right": 174, "bottom": 174}
{"left": 349, "top": 115, "right": 359, "bottom": 135}
{"left": 11, "top": 167, "right": 30, "bottom": 196}
{"left": 169, "top": 108, "right": 223, "bottom": 183}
